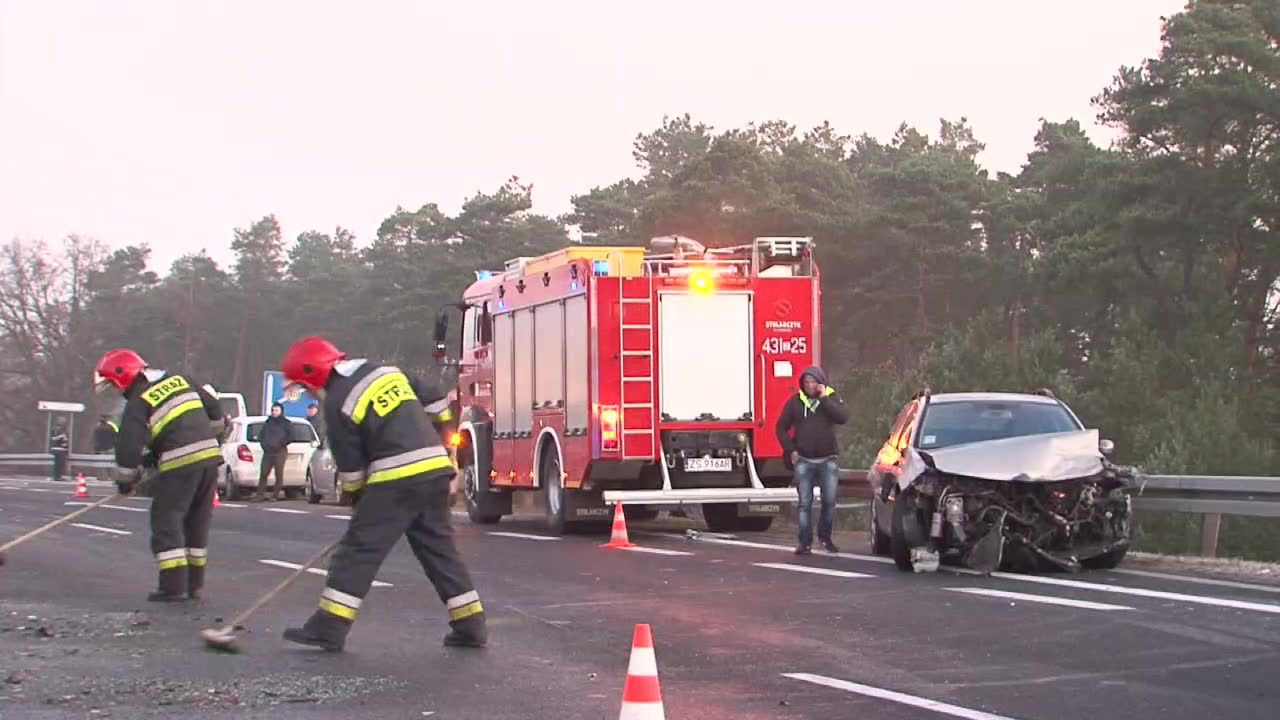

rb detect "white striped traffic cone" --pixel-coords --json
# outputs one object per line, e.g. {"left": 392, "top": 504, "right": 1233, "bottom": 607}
{"left": 601, "top": 502, "right": 635, "bottom": 549}
{"left": 618, "top": 623, "right": 665, "bottom": 720}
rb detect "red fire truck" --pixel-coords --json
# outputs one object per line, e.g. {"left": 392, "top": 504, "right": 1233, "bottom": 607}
{"left": 434, "top": 235, "right": 822, "bottom": 533}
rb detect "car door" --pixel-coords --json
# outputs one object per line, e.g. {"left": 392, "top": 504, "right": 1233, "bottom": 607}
{"left": 284, "top": 421, "right": 319, "bottom": 484}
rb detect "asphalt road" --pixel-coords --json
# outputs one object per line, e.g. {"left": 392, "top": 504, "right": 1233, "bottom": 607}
{"left": 2, "top": 475, "right": 1279, "bottom": 720}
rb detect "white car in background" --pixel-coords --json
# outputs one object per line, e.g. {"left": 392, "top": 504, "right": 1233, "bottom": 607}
{"left": 217, "top": 415, "right": 320, "bottom": 501}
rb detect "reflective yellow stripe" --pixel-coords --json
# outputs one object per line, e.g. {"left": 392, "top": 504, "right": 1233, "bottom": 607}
{"left": 158, "top": 447, "right": 221, "bottom": 473}
{"left": 822, "top": 386, "right": 835, "bottom": 397}
{"left": 189, "top": 556, "right": 207, "bottom": 567}
{"left": 434, "top": 408, "right": 454, "bottom": 424}
{"left": 150, "top": 400, "right": 203, "bottom": 438}
{"left": 366, "top": 455, "right": 453, "bottom": 485}
{"left": 319, "top": 598, "right": 358, "bottom": 620}
{"left": 449, "top": 601, "right": 483, "bottom": 621}
{"left": 108, "top": 421, "right": 119, "bottom": 432}
{"left": 158, "top": 557, "right": 188, "bottom": 570}
{"left": 351, "top": 372, "right": 416, "bottom": 424}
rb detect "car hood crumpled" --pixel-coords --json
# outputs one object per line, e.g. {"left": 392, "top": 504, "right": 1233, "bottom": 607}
{"left": 904, "top": 429, "right": 1105, "bottom": 484}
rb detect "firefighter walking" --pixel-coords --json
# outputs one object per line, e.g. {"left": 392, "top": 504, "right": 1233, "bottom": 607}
{"left": 278, "top": 336, "right": 486, "bottom": 652}
{"left": 94, "top": 349, "right": 226, "bottom": 602}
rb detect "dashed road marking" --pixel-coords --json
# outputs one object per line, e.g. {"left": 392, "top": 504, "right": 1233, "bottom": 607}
{"left": 755, "top": 562, "right": 873, "bottom": 579}
{"left": 783, "top": 674, "right": 1022, "bottom": 720}
{"left": 946, "top": 588, "right": 1134, "bottom": 611}
{"left": 1112, "top": 568, "right": 1280, "bottom": 595}
{"left": 682, "top": 535, "right": 894, "bottom": 564}
{"left": 980, "top": 571, "right": 1280, "bottom": 615}
{"left": 621, "top": 546, "right": 693, "bottom": 556}
{"left": 218, "top": 503, "right": 246, "bottom": 508}
{"left": 488, "top": 532, "right": 560, "bottom": 541}
{"left": 64, "top": 501, "right": 147, "bottom": 513}
{"left": 259, "top": 559, "right": 392, "bottom": 588}
{"left": 263, "top": 508, "right": 310, "bottom": 515}
{"left": 70, "top": 523, "right": 131, "bottom": 536}
{"left": 326, "top": 514, "right": 351, "bottom": 521}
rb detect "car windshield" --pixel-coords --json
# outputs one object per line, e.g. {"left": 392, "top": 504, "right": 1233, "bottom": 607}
{"left": 917, "top": 401, "right": 1080, "bottom": 450}
{"left": 246, "top": 421, "right": 316, "bottom": 444}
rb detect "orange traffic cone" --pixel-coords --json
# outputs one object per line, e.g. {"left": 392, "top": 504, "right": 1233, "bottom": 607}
{"left": 212, "top": 490, "right": 221, "bottom": 508}
{"left": 618, "top": 624, "right": 665, "bottom": 720}
{"left": 73, "top": 473, "right": 89, "bottom": 499}
{"left": 601, "top": 502, "right": 635, "bottom": 549}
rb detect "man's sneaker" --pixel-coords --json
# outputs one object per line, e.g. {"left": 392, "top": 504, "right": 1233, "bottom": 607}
{"left": 821, "top": 540, "right": 840, "bottom": 554}
{"left": 794, "top": 545, "right": 812, "bottom": 556}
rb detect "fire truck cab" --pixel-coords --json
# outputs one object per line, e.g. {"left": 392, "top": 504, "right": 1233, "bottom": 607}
{"left": 438, "top": 235, "right": 823, "bottom": 534}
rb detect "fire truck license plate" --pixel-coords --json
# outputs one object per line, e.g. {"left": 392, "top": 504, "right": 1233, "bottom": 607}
{"left": 685, "top": 457, "right": 732, "bottom": 472}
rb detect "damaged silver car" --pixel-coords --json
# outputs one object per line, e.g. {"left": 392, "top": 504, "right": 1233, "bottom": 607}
{"left": 866, "top": 390, "right": 1135, "bottom": 574}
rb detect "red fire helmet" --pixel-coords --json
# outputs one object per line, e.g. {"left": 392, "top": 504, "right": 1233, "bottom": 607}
{"left": 280, "top": 336, "right": 346, "bottom": 392}
{"left": 94, "top": 348, "right": 147, "bottom": 394}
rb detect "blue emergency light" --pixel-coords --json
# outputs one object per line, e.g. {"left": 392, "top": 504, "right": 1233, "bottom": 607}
{"left": 592, "top": 260, "right": 611, "bottom": 276}
{"left": 475, "top": 270, "right": 493, "bottom": 281}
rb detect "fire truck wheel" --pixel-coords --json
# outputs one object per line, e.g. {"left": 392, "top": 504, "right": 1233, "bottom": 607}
{"left": 542, "top": 449, "right": 569, "bottom": 534}
{"left": 462, "top": 463, "right": 503, "bottom": 525}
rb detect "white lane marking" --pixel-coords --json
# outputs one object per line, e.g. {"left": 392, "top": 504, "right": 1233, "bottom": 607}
{"left": 488, "top": 531, "right": 560, "bottom": 541}
{"left": 65, "top": 502, "right": 147, "bottom": 513}
{"left": 784, "top": 674, "right": 1021, "bottom": 720}
{"left": 259, "top": 559, "right": 392, "bottom": 588}
{"left": 688, "top": 535, "right": 894, "bottom": 564}
{"left": 70, "top": 523, "right": 131, "bottom": 536}
{"left": 264, "top": 508, "right": 310, "bottom": 515}
{"left": 218, "top": 503, "right": 246, "bottom": 508}
{"left": 946, "top": 588, "right": 1134, "bottom": 611}
{"left": 26, "top": 488, "right": 50, "bottom": 493}
{"left": 755, "top": 563, "right": 873, "bottom": 579}
{"left": 621, "top": 546, "right": 693, "bottom": 556}
{"left": 981, "top": 572, "right": 1280, "bottom": 615}
{"left": 326, "top": 514, "right": 351, "bottom": 521}
{"left": 1112, "top": 569, "right": 1280, "bottom": 595}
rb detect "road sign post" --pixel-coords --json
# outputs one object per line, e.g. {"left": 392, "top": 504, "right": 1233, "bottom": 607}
{"left": 38, "top": 400, "right": 85, "bottom": 481}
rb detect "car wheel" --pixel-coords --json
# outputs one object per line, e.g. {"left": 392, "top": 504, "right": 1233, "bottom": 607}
{"left": 224, "top": 469, "right": 242, "bottom": 502}
{"left": 869, "top": 498, "right": 892, "bottom": 556}
{"left": 305, "top": 471, "right": 322, "bottom": 505}
{"left": 890, "top": 488, "right": 923, "bottom": 572}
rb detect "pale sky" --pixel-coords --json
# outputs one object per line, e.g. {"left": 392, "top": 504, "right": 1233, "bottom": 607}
{"left": 0, "top": 0, "right": 1185, "bottom": 274}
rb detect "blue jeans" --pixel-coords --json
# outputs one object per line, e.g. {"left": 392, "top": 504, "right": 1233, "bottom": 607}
{"left": 795, "top": 458, "right": 839, "bottom": 547}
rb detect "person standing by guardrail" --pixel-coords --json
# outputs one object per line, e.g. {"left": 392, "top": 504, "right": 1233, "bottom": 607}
{"left": 92, "top": 415, "right": 119, "bottom": 454}
{"left": 48, "top": 421, "right": 69, "bottom": 482}
{"left": 775, "top": 366, "right": 849, "bottom": 556}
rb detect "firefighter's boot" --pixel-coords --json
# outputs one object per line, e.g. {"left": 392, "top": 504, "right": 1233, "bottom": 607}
{"left": 187, "top": 565, "right": 205, "bottom": 600}
{"left": 148, "top": 566, "right": 189, "bottom": 603}
{"left": 283, "top": 611, "right": 350, "bottom": 652}
{"left": 443, "top": 613, "right": 487, "bottom": 648}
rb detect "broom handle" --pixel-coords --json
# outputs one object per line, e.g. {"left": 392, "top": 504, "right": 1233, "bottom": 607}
{"left": 229, "top": 537, "right": 342, "bottom": 628}
{"left": 0, "top": 493, "right": 122, "bottom": 554}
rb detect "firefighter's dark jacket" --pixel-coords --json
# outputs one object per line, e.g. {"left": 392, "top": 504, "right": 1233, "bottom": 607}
{"left": 115, "top": 370, "right": 225, "bottom": 476}
{"left": 322, "top": 359, "right": 456, "bottom": 494}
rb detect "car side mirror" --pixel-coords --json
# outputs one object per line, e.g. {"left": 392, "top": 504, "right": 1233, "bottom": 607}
{"left": 1099, "top": 439, "right": 1115, "bottom": 456}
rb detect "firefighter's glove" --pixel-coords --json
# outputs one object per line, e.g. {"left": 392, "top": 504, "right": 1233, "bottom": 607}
{"left": 112, "top": 467, "right": 141, "bottom": 496}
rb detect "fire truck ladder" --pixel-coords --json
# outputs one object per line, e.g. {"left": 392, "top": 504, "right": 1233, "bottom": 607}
{"left": 619, "top": 276, "right": 655, "bottom": 460}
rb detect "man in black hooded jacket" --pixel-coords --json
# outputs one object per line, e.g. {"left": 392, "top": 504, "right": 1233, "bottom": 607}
{"left": 775, "top": 366, "right": 849, "bottom": 555}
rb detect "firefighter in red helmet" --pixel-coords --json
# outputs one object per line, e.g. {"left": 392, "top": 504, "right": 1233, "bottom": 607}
{"left": 278, "top": 336, "right": 486, "bottom": 652}
{"left": 94, "top": 348, "right": 227, "bottom": 602}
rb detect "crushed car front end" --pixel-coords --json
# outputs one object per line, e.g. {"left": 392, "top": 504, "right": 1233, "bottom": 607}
{"left": 892, "top": 429, "right": 1137, "bottom": 574}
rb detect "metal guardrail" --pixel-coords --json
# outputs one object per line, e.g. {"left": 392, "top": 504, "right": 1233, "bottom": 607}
{"left": 0, "top": 452, "right": 116, "bottom": 473}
